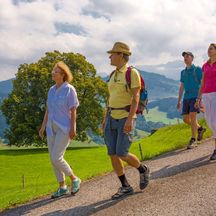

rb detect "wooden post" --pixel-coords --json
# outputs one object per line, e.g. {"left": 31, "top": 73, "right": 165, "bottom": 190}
{"left": 139, "top": 143, "right": 144, "bottom": 161}
{"left": 22, "top": 174, "right": 25, "bottom": 189}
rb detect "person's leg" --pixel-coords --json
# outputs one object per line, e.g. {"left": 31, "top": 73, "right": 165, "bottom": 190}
{"left": 182, "top": 99, "right": 190, "bottom": 125}
{"left": 110, "top": 155, "right": 131, "bottom": 187}
{"left": 116, "top": 118, "right": 150, "bottom": 190}
{"left": 47, "top": 130, "right": 70, "bottom": 199}
{"left": 104, "top": 115, "right": 131, "bottom": 189}
{"left": 110, "top": 155, "right": 124, "bottom": 176}
{"left": 208, "top": 93, "right": 216, "bottom": 160}
{"left": 203, "top": 94, "right": 211, "bottom": 129}
{"left": 104, "top": 117, "right": 134, "bottom": 199}
{"left": 47, "top": 134, "right": 65, "bottom": 187}
{"left": 203, "top": 93, "right": 216, "bottom": 160}
{"left": 183, "top": 114, "right": 191, "bottom": 125}
{"left": 51, "top": 127, "right": 75, "bottom": 185}
{"left": 119, "top": 153, "right": 140, "bottom": 168}
{"left": 189, "top": 112, "right": 198, "bottom": 139}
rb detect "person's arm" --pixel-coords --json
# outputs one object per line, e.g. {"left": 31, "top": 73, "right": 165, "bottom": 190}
{"left": 69, "top": 107, "right": 77, "bottom": 139}
{"left": 195, "top": 73, "right": 205, "bottom": 109}
{"left": 39, "top": 109, "right": 48, "bottom": 139}
{"left": 177, "top": 83, "right": 184, "bottom": 111}
{"left": 101, "top": 109, "right": 108, "bottom": 131}
{"left": 123, "top": 87, "right": 140, "bottom": 134}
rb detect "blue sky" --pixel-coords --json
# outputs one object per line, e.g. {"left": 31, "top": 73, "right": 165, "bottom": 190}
{"left": 0, "top": 0, "right": 216, "bottom": 81}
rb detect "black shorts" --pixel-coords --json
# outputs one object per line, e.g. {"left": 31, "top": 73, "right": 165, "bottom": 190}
{"left": 182, "top": 98, "right": 200, "bottom": 115}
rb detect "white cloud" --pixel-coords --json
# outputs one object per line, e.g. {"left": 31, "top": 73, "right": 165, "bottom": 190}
{"left": 0, "top": 0, "right": 216, "bottom": 81}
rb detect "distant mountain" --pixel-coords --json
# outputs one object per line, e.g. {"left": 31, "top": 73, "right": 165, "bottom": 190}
{"left": 0, "top": 79, "right": 13, "bottom": 98}
{"left": 0, "top": 79, "right": 13, "bottom": 140}
{"left": 102, "top": 69, "right": 179, "bottom": 100}
{"left": 139, "top": 70, "right": 179, "bottom": 100}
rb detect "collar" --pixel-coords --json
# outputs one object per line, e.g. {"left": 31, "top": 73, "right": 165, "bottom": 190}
{"left": 185, "top": 64, "right": 195, "bottom": 71}
{"left": 54, "top": 81, "right": 68, "bottom": 92}
{"left": 116, "top": 64, "right": 128, "bottom": 73}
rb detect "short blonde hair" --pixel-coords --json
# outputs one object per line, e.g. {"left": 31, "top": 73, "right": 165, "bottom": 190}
{"left": 54, "top": 61, "right": 73, "bottom": 83}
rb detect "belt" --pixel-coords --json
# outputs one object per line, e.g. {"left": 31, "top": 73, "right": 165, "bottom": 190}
{"left": 107, "top": 105, "right": 131, "bottom": 112}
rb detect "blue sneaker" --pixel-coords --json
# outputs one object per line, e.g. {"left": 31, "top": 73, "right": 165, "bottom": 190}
{"left": 71, "top": 178, "right": 81, "bottom": 195}
{"left": 51, "top": 187, "right": 69, "bottom": 199}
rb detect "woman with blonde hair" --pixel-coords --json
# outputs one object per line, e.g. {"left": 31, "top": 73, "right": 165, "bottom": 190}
{"left": 39, "top": 61, "right": 81, "bottom": 198}
{"left": 195, "top": 43, "right": 216, "bottom": 160}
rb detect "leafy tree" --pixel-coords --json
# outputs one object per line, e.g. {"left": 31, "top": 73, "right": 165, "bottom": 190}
{"left": 1, "top": 51, "right": 108, "bottom": 146}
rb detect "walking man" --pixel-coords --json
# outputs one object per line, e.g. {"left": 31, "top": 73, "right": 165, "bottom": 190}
{"left": 177, "top": 51, "right": 206, "bottom": 149}
{"left": 102, "top": 42, "right": 150, "bottom": 200}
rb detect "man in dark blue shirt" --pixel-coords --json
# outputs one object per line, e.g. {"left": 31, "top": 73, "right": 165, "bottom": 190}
{"left": 177, "top": 52, "right": 206, "bottom": 149}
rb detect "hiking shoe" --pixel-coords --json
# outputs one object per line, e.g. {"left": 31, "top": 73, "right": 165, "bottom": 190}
{"left": 51, "top": 187, "right": 69, "bottom": 199}
{"left": 71, "top": 178, "right": 81, "bottom": 195}
{"left": 187, "top": 138, "right": 197, "bottom": 149}
{"left": 197, "top": 127, "right": 206, "bottom": 142}
{"left": 210, "top": 150, "right": 216, "bottom": 161}
{"left": 111, "top": 186, "right": 134, "bottom": 200}
{"left": 140, "top": 165, "right": 150, "bottom": 190}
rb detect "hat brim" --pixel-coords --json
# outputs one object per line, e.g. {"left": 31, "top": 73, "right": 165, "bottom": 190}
{"left": 182, "top": 52, "right": 194, "bottom": 57}
{"left": 107, "top": 50, "right": 131, "bottom": 55}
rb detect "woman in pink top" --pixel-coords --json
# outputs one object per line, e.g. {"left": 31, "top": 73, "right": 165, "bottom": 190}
{"left": 195, "top": 43, "right": 216, "bottom": 160}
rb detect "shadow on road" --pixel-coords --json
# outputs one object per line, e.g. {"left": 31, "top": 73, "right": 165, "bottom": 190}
{"left": 151, "top": 155, "right": 214, "bottom": 180}
{"left": 42, "top": 192, "right": 142, "bottom": 216}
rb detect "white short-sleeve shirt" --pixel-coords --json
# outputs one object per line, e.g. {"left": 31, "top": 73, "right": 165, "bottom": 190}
{"left": 46, "top": 82, "right": 79, "bottom": 137}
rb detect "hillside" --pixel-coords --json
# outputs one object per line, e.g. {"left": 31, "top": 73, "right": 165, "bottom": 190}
{"left": 0, "top": 79, "right": 13, "bottom": 98}
{"left": 0, "top": 79, "right": 13, "bottom": 140}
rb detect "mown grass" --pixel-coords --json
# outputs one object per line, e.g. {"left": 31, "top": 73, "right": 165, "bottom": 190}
{"left": 0, "top": 119, "right": 212, "bottom": 211}
{"left": 145, "top": 107, "right": 181, "bottom": 124}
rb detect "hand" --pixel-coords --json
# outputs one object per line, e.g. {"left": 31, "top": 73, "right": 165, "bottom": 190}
{"left": 177, "top": 102, "right": 181, "bottom": 111}
{"left": 69, "top": 127, "right": 76, "bottom": 140}
{"left": 39, "top": 126, "right": 45, "bottom": 139}
{"left": 194, "top": 100, "right": 200, "bottom": 109}
{"left": 123, "top": 118, "right": 133, "bottom": 134}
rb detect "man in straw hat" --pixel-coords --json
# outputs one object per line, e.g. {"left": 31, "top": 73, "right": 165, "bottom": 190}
{"left": 102, "top": 42, "right": 150, "bottom": 200}
{"left": 177, "top": 51, "right": 206, "bottom": 150}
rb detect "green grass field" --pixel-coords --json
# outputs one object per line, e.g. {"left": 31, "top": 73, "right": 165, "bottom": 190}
{"left": 0, "top": 119, "right": 212, "bottom": 211}
{"left": 146, "top": 107, "right": 182, "bottom": 124}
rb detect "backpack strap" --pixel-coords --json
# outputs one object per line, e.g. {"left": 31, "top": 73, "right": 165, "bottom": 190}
{"left": 125, "top": 66, "right": 132, "bottom": 88}
{"left": 125, "top": 66, "right": 145, "bottom": 90}
{"left": 107, "top": 70, "right": 116, "bottom": 82}
{"left": 193, "top": 66, "right": 199, "bottom": 83}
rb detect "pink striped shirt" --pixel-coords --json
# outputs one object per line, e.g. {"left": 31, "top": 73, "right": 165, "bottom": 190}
{"left": 202, "top": 61, "right": 216, "bottom": 93}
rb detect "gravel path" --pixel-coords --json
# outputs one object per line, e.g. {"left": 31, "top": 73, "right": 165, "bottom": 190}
{"left": 1, "top": 139, "right": 216, "bottom": 216}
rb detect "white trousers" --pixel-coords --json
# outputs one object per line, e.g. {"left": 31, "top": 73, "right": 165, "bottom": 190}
{"left": 203, "top": 92, "right": 216, "bottom": 138}
{"left": 47, "top": 122, "right": 73, "bottom": 182}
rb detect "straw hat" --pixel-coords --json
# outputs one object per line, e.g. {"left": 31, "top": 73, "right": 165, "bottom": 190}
{"left": 107, "top": 42, "right": 132, "bottom": 56}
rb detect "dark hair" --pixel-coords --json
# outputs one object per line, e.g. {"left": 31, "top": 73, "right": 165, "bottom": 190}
{"left": 123, "top": 54, "right": 129, "bottom": 62}
{"left": 116, "top": 52, "right": 130, "bottom": 62}
{"left": 210, "top": 43, "right": 216, "bottom": 49}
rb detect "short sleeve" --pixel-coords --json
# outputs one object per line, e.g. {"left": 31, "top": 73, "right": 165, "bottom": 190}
{"left": 67, "top": 86, "right": 79, "bottom": 109}
{"left": 130, "top": 68, "right": 141, "bottom": 89}
{"left": 202, "top": 63, "right": 207, "bottom": 73}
